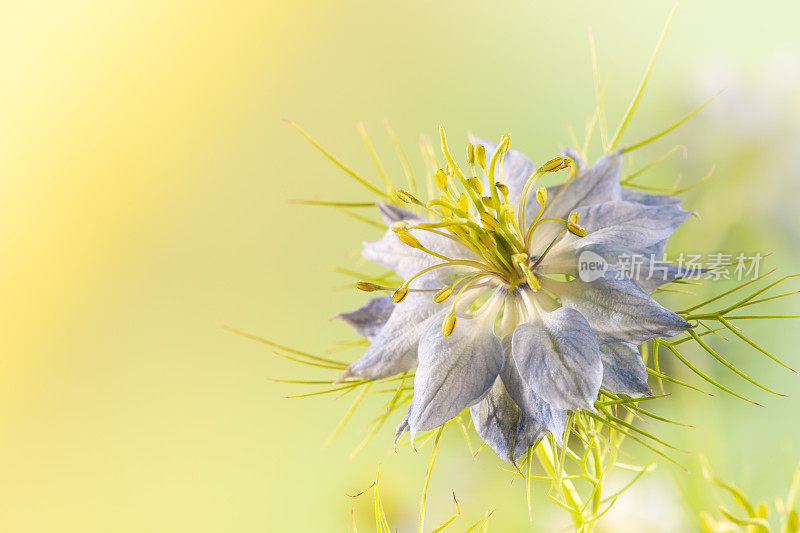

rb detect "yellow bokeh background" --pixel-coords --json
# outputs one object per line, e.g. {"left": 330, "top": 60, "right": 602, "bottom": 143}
{"left": 2, "top": 1, "right": 799, "bottom": 531}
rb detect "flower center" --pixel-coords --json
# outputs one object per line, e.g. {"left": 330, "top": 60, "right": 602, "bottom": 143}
{"left": 360, "top": 129, "right": 589, "bottom": 336}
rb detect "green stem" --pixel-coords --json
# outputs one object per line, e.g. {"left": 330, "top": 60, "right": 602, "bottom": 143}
{"left": 590, "top": 441, "right": 603, "bottom": 527}
{"left": 535, "top": 440, "right": 585, "bottom": 530}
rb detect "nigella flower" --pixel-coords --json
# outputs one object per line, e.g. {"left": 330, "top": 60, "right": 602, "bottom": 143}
{"left": 336, "top": 129, "right": 692, "bottom": 462}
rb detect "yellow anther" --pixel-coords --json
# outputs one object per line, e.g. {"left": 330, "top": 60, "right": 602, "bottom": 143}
{"left": 495, "top": 183, "right": 509, "bottom": 199}
{"left": 450, "top": 225, "right": 470, "bottom": 240}
{"left": 539, "top": 156, "right": 573, "bottom": 173}
{"left": 356, "top": 281, "right": 382, "bottom": 292}
{"left": 478, "top": 232, "right": 497, "bottom": 249}
{"left": 536, "top": 184, "right": 547, "bottom": 205}
{"left": 479, "top": 211, "right": 499, "bottom": 230}
{"left": 786, "top": 510, "right": 798, "bottom": 531}
{"left": 475, "top": 144, "right": 486, "bottom": 168}
{"left": 467, "top": 144, "right": 475, "bottom": 165}
{"left": 568, "top": 211, "right": 580, "bottom": 224}
{"left": 433, "top": 286, "right": 452, "bottom": 303}
{"left": 434, "top": 169, "right": 448, "bottom": 189}
{"left": 567, "top": 222, "right": 587, "bottom": 237}
{"left": 467, "top": 177, "right": 483, "bottom": 194}
{"left": 501, "top": 134, "right": 511, "bottom": 151}
{"left": 442, "top": 313, "right": 457, "bottom": 337}
{"left": 457, "top": 194, "right": 469, "bottom": 213}
{"left": 397, "top": 231, "right": 422, "bottom": 248}
{"left": 787, "top": 510, "right": 798, "bottom": 531}
{"left": 511, "top": 252, "right": 528, "bottom": 266}
{"left": 391, "top": 221, "right": 410, "bottom": 233}
{"left": 396, "top": 189, "right": 422, "bottom": 205}
{"left": 481, "top": 196, "right": 495, "bottom": 210}
{"left": 392, "top": 285, "right": 409, "bottom": 303}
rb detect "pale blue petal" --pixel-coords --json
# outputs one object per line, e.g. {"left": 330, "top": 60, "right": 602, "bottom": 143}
{"left": 544, "top": 173, "right": 681, "bottom": 208}
{"left": 621, "top": 188, "right": 682, "bottom": 206}
{"left": 600, "top": 342, "right": 652, "bottom": 397}
{"left": 540, "top": 269, "right": 691, "bottom": 345}
{"left": 340, "top": 290, "right": 444, "bottom": 380}
{"left": 531, "top": 151, "right": 624, "bottom": 249}
{"left": 542, "top": 150, "right": 624, "bottom": 220}
{"left": 362, "top": 229, "right": 439, "bottom": 280}
{"left": 500, "top": 337, "right": 568, "bottom": 444}
{"left": 470, "top": 378, "right": 542, "bottom": 462}
{"left": 537, "top": 198, "right": 690, "bottom": 285}
{"left": 407, "top": 315, "right": 504, "bottom": 436}
{"left": 587, "top": 245, "right": 699, "bottom": 293}
{"left": 639, "top": 238, "right": 670, "bottom": 259}
{"left": 470, "top": 378, "right": 518, "bottom": 462}
{"left": 539, "top": 242, "right": 700, "bottom": 294}
{"left": 511, "top": 308, "right": 603, "bottom": 411}
{"left": 576, "top": 200, "right": 690, "bottom": 235}
{"left": 575, "top": 203, "right": 691, "bottom": 256}
{"left": 561, "top": 147, "right": 586, "bottom": 175}
{"left": 335, "top": 296, "right": 394, "bottom": 339}
{"left": 513, "top": 415, "right": 549, "bottom": 460}
{"left": 393, "top": 412, "right": 410, "bottom": 445}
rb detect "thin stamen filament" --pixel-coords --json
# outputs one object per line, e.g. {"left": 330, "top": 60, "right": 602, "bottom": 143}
{"left": 525, "top": 217, "right": 569, "bottom": 250}
{"left": 403, "top": 259, "right": 502, "bottom": 290}
{"left": 530, "top": 228, "right": 568, "bottom": 270}
{"left": 405, "top": 224, "right": 483, "bottom": 253}
{"left": 414, "top": 203, "right": 519, "bottom": 276}
{"left": 450, "top": 273, "right": 497, "bottom": 314}
{"left": 523, "top": 202, "right": 548, "bottom": 248}
{"left": 357, "top": 282, "right": 440, "bottom": 293}
{"left": 518, "top": 170, "right": 545, "bottom": 234}
{"left": 486, "top": 137, "right": 509, "bottom": 208}
{"left": 426, "top": 200, "right": 480, "bottom": 227}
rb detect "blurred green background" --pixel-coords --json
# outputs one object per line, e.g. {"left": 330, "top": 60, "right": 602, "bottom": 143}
{"left": 2, "top": 1, "right": 799, "bottom": 531}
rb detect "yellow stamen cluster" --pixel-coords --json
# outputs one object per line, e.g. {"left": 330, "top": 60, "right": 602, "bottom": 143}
{"left": 385, "top": 128, "right": 583, "bottom": 335}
